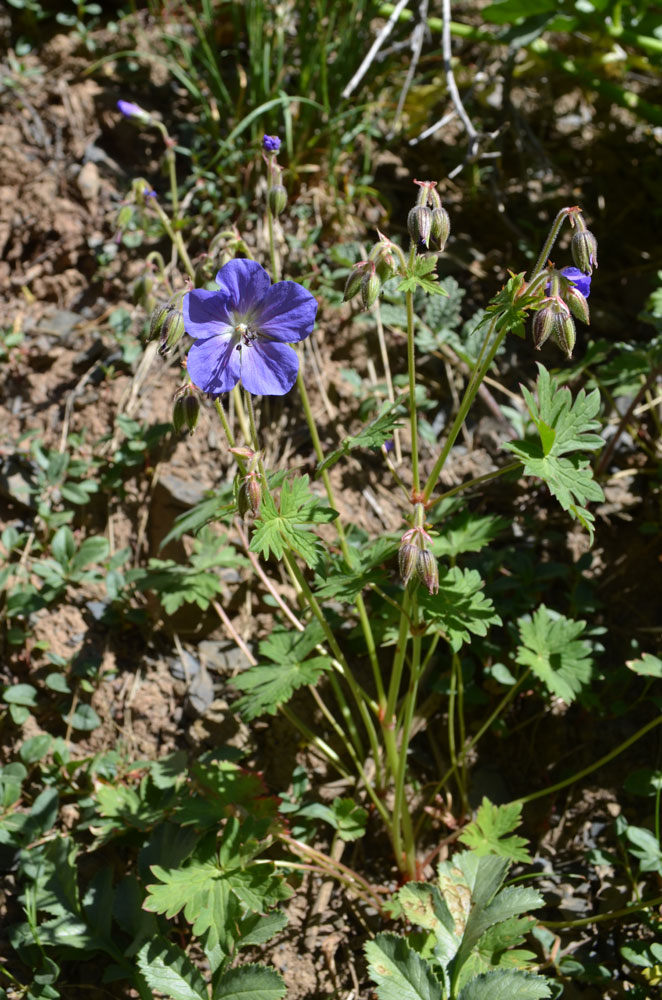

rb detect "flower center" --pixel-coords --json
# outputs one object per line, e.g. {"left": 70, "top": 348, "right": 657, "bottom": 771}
{"left": 234, "top": 321, "right": 259, "bottom": 352}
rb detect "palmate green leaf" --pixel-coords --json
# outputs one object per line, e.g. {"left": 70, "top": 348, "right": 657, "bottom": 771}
{"left": 458, "top": 798, "right": 531, "bottom": 863}
{"left": 432, "top": 512, "right": 508, "bottom": 559}
{"left": 365, "top": 933, "right": 444, "bottom": 1000}
{"left": 419, "top": 567, "right": 501, "bottom": 652}
{"left": 504, "top": 363, "right": 604, "bottom": 542}
{"left": 233, "top": 658, "right": 331, "bottom": 720}
{"left": 213, "top": 963, "right": 286, "bottom": 1000}
{"left": 137, "top": 938, "right": 208, "bottom": 1000}
{"left": 516, "top": 606, "right": 593, "bottom": 703}
{"left": 250, "top": 474, "right": 337, "bottom": 569}
{"left": 626, "top": 652, "right": 662, "bottom": 677}
{"left": 232, "top": 622, "right": 331, "bottom": 720}
{"left": 316, "top": 396, "right": 407, "bottom": 474}
{"left": 144, "top": 843, "right": 243, "bottom": 954}
{"left": 458, "top": 969, "right": 552, "bottom": 1000}
{"left": 128, "top": 558, "right": 225, "bottom": 614}
{"left": 398, "top": 255, "right": 449, "bottom": 298}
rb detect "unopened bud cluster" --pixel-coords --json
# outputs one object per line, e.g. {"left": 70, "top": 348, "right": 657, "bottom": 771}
{"left": 529, "top": 208, "right": 598, "bottom": 359}
{"left": 408, "top": 180, "right": 450, "bottom": 252}
{"left": 398, "top": 526, "right": 439, "bottom": 594}
{"left": 343, "top": 234, "right": 401, "bottom": 310}
{"left": 172, "top": 384, "right": 201, "bottom": 434}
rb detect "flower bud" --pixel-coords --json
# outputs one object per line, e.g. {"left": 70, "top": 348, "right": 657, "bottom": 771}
{"left": 172, "top": 394, "right": 186, "bottom": 433}
{"left": 268, "top": 183, "right": 287, "bottom": 216}
{"left": 263, "top": 134, "right": 281, "bottom": 154}
{"left": 407, "top": 206, "right": 432, "bottom": 247}
{"left": 532, "top": 298, "right": 558, "bottom": 350}
{"left": 131, "top": 178, "right": 153, "bottom": 207}
{"left": 343, "top": 265, "right": 365, "bottom": 303}
{"left": 565, "top": 285, "right": 590, "bottom": 326}
{"left": 157, "top": 307, "right": 186, "bottom": 356}
{"left": 149, "top": 303, "right": 171, "bottom": 342}
{"left": 430, "top": 206, "right": 450, "bottom": 251}
{"left": 376, "top": 253, "right": 396, "bottom": 284}
{"left": 554, "top": 310, "right": 576, "bottom": 358}
{"left": 172, "top": 385, "right": 200, "bottom": 434}
{"left": 117, "top": 99, "right": 151, "bottom": 122}
{"left": 399, "top": 542, "right": 419, "bottom": 587}
{"left": 361, "top": 268, "right": 381, "bottom": 310}
{"left": 238, "top": 474, "right": 261, "bottom": 518}
{"left": 416, "top": 549, "right": 439, "bottom": 595}
{"left": 571, "top": 229, "right": 598, "bottom": 275}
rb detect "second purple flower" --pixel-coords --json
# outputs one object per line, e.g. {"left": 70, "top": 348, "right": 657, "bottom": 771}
{"left": 183, "top": 259, "right": 317, "bottom": 396}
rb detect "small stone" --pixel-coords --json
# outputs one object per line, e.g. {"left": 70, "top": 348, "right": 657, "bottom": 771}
{"left": 76, "top": 161, "right": 100, "bottom": 202}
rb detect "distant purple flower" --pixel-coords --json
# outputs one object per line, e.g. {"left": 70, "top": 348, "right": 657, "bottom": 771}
{"left": 560, "top": 266, "right": 591, "bottom": 299}
{"left": 117, "top": 99, "right": 150, "bottom": 121}
{"left": 183, "top": 259, "right": 317, "bottom": 396}
{"left": 263, "top": 135, "right": 281, "bottom": 154}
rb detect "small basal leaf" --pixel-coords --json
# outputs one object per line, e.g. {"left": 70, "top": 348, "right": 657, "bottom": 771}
{"left": 233, "top": 657, "right": 331, "bottom": 720}
{"left": 137, "top": 938, "right": 208, "bottom": 1000}
{"left": 419, "top": 567, "right": 501, "bottom": 651}
{"left": 459, "top": 798, "right": 531, "bottom": 863}
{"left": 365, "top": 933, "right": 444, "bottom": 1000}
{"left": 516, "top": 606, "right": 593, "bottom": 703}
{"left": 626, "top": 653, "right": 662, "bottom": 678}
{"left": 232, "top": 623, "right": 331, "bottom": 720}
{"left": 432, "top": 512, "right": 508, "bottom": 558}
{"left": 458, "top": 969, "right": 552, "bottom": 1000}
{"left": 213, "top": 962, "right": 286, "bottom": 1000}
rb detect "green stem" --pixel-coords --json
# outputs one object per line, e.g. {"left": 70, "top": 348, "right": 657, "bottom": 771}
{"left": 448, "top": 653, "right": 462, "bottom": 805}
{"left": 392, "top": 596, "right": 421, "bottom": 877}
{"left": 296, "top": 366, "right": 386, "bottom": 726}
{"left": 529, "top": 206, "right": 576, "bottom": 281}
{"left": 513, "top": 714, "right": 662, "bottom": 807}
{"left": 266, "top": 167, "right": 278, "bottom": 280}
{"left": 280, "top": 704, "right": 350, "bottom": 778}
{"left": 431, "top": 460, "right": 522, "bottom": 504}
{"left": 416, "top": 670, "right": 531, "bottom": 838}
{"left": 542, "top": 895, "right": 662, "bottom": 930}
{"left": 150, "top": 199, "right": 195, "bottom": 280}
{"left": 406, "top": 246, "right": 419, "bottom": 494}
{"left": 282, "top": 552, "right": 381, "bottom": 757}
{"left": 422, "top": 317, "right": 505, "bottom": 503}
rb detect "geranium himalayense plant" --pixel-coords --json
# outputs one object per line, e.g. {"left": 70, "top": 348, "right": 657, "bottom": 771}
{"left": 183, "top": 259, "right": 318, "bottom": 396}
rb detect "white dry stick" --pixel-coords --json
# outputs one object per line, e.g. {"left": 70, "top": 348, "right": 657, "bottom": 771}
{"left": 389, "top": 0, "right": 430, "bottom": 137}
{"left": 441, "top": 0, "right": 479, "bottom": 176}
{"left": 342, "top": 0, "right": 411, "bottom": 98}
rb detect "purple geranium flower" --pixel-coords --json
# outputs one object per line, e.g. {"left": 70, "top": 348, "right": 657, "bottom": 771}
{"left": 263, "top": 134, "right": 281, "bottom": 153}
{"left": 183, "top": 259, "right": 317, "bottom": 397}
{"left": 560, "top": 266, "right": 591, "bottom": 299}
